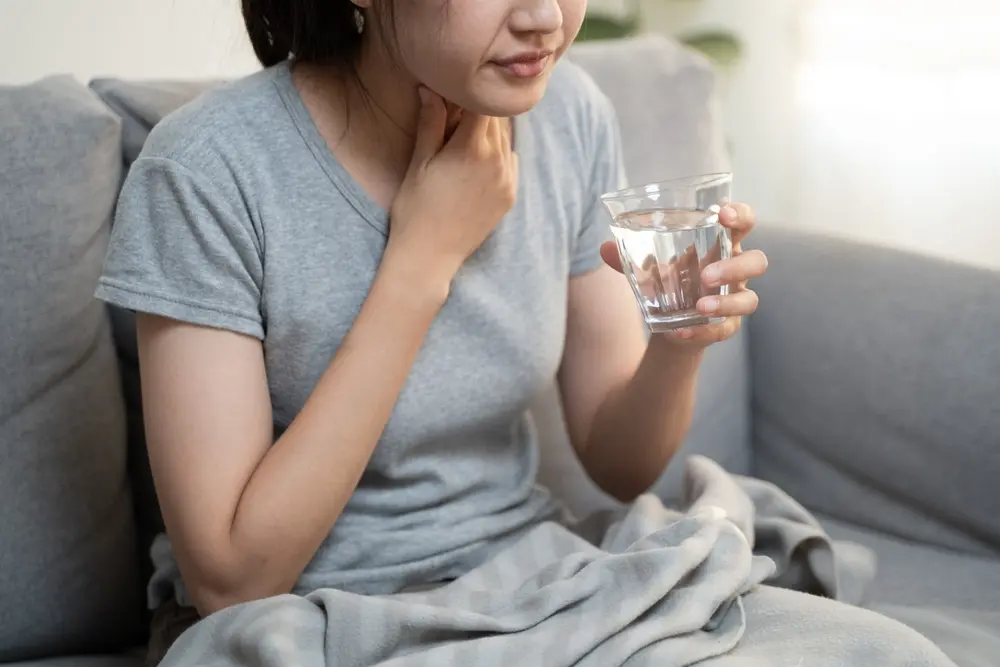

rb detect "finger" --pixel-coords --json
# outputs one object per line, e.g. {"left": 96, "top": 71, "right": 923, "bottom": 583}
{"left": 719, "top": 203, "right": 756, "bottom": 245}
{"left": 445, "top": 101, "right": 464, "bottom": 127}
{"left": 410, "top": 86, "right": 447, "bottom": 168}
{"left": 489, "top": 116, "right": 504, "bottom": 151}
{"left": 700, "top": 236, "right": 724, "bottom": 270}
{"left": 697, "top": 289, "right": 759, "bottom": 318}
{"left": 701, "top": 249, "right": 768, "bottom": 288}
{"left": 600, "top": 240, "right": 623, "bottom": 273}
{"left": 448, "top": 109, "right": 490, "bottom": 149}
{"left": 497, "top": 119, "right": 513, "bottom": 167}
{"left": 661, "top": 259, "right": 678, "bottom": 310}
{"left": 508, "top": 148, "right": 520, "bottom": 188}
{"left": 680, "top": 244, "right": 700, "bottom": 309}
{"left": 665, "top": 316, "right": 742, "bottom": 343}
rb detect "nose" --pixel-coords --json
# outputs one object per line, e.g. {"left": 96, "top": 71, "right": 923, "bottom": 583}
{"left": 508, "top": 0, "right": 563, "bottom": 36}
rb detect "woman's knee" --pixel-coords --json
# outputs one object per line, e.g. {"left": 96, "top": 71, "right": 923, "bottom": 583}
{"left": 734, "top": 587, "right": 955, "bottom": 666}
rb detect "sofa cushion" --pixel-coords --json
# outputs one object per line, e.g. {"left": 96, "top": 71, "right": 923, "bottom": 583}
{"left": 748, "top": 226, "right": 1000, "bottom": 557}
{"left": 819, "top": 516, "right": 1000, "bottom": 667}
{"left": 536, "top": 36, "right": 748, "bottom": 517}
{"left": 875, "top": 606, "right": 1000, "bottom": 667}
{"left": 0, "top": 76, "right": 143, "bottom": 661}
{"left": 820, "top": 515, "right": 1000, "bottom": 612}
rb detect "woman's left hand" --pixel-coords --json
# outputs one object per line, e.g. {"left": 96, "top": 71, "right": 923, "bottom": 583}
{"left": 600, "top": 202, "right": 768, "bottom": 346}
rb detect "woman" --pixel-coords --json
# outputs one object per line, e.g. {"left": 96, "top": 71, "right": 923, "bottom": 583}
{"left": 95, "top": 0, "right": 953, "bottom": 665}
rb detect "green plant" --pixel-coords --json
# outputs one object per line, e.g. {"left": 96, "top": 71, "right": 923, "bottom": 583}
{"left": 677, "top": 30, "right": 743, "bottom": 67}
{"left": 578, "top": 0, "right": 743, "bottom": 68}
{"left": 577, "top": 13, "right": 641, "bottom": 41}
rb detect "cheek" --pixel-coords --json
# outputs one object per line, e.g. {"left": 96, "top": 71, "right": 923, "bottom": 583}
{"left": 397, "top": 26, "right": 494, "bottom": 100}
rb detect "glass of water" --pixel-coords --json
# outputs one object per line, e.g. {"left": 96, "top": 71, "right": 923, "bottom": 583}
{"left": 600, "top": 173, "right": 733, "bottom": 333}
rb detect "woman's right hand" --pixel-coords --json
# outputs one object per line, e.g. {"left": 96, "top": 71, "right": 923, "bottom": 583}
{"left": 387, "top": 87, "right": 519, "bottom": 285}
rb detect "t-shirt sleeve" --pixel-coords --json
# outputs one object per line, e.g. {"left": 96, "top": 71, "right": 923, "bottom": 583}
{"left": 95, "top": 156, "right": 265, "bottom": 340}
{"left": 570, "top": 94, "right": 629, "bottom": 276}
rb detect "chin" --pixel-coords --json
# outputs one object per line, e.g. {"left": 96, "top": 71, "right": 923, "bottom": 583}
{"left": 468, "top": 78, "right": 551, "bottom": 117}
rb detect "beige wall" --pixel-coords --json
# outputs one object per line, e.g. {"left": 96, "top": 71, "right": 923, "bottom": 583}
{"left": 0, "top": 0, "right": 258, "bottom": 85}
{"left": 639, "top": 0, "right": 802, "bottom": 226}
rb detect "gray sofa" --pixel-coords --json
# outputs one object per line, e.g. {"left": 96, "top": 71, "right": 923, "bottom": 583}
{"left": 1, "top": 35, "right": 997, "bottom": 667}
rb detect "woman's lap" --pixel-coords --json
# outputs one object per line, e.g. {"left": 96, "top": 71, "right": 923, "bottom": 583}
{"left": 149, "top": 587, "right": 956, "bottom": 667}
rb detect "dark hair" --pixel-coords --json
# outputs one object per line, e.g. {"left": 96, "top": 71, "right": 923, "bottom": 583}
{"left": 242, "top": 0, "right": 373, "bottom": 68}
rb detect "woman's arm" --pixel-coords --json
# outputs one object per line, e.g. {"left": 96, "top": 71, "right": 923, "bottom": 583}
{"left": 138, "top": 95, "right": 516, "bottom": 617}
{"left": 558, "top": 205, "right": 766, "bottom": 503}
{"left": 140, "top": 247, "right": 447, "bottom": 616}
{"left": 557, "top": 264, "right": 702, "bottom": 503}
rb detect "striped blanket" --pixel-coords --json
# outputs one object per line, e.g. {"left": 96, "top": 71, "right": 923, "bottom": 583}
{"left": 158, "top": 456, "right": 957, "bottom": 667}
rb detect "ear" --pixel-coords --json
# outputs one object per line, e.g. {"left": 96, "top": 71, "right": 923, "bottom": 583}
{"left": 352, "top": 0, "right": 373, "bottom": 9}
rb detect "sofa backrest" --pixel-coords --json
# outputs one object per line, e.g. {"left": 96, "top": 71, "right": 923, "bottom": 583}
{"left": 0, "top": 76, "right": 144, "bottom": 662}
{"left": 748, "top": 225, "right": 1000, "bottom": 557}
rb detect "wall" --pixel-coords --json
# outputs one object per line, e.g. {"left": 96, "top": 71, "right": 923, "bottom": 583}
{"left": 640, "top": 0, "right": 1000, "bottom": 270}
{"left": 6, "top": 0, "right": 998, "bottom": 269}
{"left": 788, "top": 0, "right": 1000, "bottom": 269}
{"left": 0, "top": 0, "right": 259, "bottom": 85}
{"left": 638, "top": 0, "right": 802, "bottom": 228}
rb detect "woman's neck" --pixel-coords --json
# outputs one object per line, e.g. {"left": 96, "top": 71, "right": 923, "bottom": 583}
{"left": 292, "top": 43, "right": 463, "bottom": 209}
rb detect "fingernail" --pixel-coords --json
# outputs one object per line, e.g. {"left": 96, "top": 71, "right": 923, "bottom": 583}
{"left": 701, "top": 297, "right": 719, "bottom": 313}
{"left": 722, "top": 205, "right": 738, "bottom": 221}
{"left": 703, "top": 266, "right": 721, "bottom": 284}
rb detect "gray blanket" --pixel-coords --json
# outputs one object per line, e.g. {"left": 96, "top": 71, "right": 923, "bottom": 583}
{"left": 158, "top": 456, "right": 958, "bottom": 666}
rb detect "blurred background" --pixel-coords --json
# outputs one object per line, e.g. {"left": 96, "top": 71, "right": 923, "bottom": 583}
{"left": 2, "top": 0, "right": 998, "bottom": 270}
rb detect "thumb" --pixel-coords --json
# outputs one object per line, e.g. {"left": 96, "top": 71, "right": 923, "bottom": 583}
{"left": 600, "top": 241, "right": 624, "bottom": 273}
{"left": 410, "top": 86, "right": 446, "bottom": 169}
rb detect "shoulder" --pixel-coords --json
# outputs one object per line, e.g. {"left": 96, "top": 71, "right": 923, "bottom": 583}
{"left": 529, "top": 57, "right": 621, "bottom": 167}
{"left": 543, "top": 56, "right": 615, "bottom": 111}
{"left": 135, "top": 66, "right": 289, "bottom": 182}
{"left": 112, "top": 69, "right": 293, "bottom": 248}
{"left": 537, "top": 57, "right": 618, "bottom": 130}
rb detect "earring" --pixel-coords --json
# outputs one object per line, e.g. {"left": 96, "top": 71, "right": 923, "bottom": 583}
{"left": 354, "top": 7, "right": 365, "bottom": 34}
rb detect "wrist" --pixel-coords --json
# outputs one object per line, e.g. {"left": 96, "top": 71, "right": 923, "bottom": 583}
{"left": 379, "top": 240, "right": 454, "bottom": 310}
{"left": 646, "top": 333, "right": 706, "bottom": 366}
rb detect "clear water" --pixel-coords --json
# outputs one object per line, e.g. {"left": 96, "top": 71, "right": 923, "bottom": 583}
{"left": 611, "top": 208, "right": 732, "bottom": 332}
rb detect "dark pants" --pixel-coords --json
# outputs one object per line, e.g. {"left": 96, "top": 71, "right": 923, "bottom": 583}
{"left": 146, "top": 599, "right": 201, "bottom": 667}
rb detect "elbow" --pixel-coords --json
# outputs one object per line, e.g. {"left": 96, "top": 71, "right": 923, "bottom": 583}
{"left": 597, "top": 473, "right": 659, "bottom": 505}
{"left": 184, "top": 560, "right": 296, "bottom": 617}
{"left": 582, "top": 440, "right": 679, "bottom": 504}
{"left": 188, "top": 583, "right": 251, "bottom": 617}
{"left": 187, "top": 579, "right": 291, "bottom": 618}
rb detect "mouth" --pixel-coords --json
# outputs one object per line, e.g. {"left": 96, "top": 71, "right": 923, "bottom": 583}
{"left": 490, "top": 50, "right": 555, "bottom": 79}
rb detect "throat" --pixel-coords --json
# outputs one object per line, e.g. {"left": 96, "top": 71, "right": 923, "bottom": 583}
{"left": 292, "top": 63, "right": 416, "bottom": 211}
{"left": 291, "top": 63, "right": 512, "bottom": 214}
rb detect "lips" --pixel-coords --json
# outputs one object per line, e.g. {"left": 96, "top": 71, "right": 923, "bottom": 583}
{"left": 491, "top": 50, "right": 554, "bottom": 78}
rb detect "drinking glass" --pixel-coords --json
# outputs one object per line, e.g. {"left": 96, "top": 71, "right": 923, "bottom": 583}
{"left": 600, "top": 173, "right": 733, "bottom": 333}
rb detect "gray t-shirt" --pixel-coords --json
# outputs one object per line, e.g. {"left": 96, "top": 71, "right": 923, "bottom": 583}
{"left": 95, "top": 58, "right": 627, "bottom": 608}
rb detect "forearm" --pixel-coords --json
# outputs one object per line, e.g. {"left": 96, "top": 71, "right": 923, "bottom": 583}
{"left": 579, "top": 336, "right": 703, "bottom": 503}
{"left": 204, "top": 246, "right": 449, "bottom": 610}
